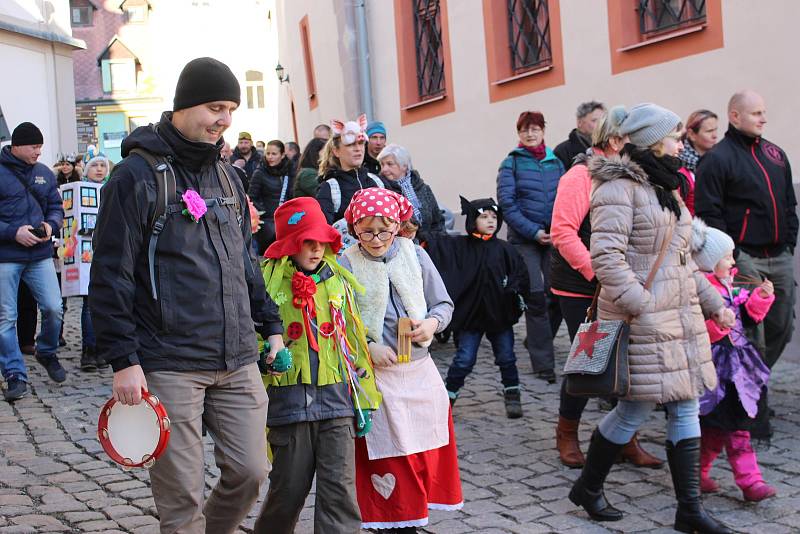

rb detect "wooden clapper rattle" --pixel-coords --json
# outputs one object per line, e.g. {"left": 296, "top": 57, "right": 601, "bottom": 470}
{"left": 397, "top": 317, "right": 413, "bottom": 363}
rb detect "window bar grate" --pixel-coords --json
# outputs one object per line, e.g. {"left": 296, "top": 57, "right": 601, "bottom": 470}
{"left": 638, "top": 0, "right": 706, "bottom": 36}
{"left": 507, "top": 0, "right": 552, "bottom": 73}
{"left": 413, "top": 0, "right": 446, "bottom": 100}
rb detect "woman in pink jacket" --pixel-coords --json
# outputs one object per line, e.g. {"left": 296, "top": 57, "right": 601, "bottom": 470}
{"left": 550, "top": 107, "right": 663, "bottom": 470}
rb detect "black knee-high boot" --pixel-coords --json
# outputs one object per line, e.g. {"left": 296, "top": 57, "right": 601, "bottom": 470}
{"left": 667, "top": 438, "right": 734, "bottom": 534}
{"left": 568, "top": 430, "right": 625, "bottom": 521}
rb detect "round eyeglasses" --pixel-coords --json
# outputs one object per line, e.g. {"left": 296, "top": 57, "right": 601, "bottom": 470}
{"left": 356, "top": 230, "right": 395, "bottom": 242}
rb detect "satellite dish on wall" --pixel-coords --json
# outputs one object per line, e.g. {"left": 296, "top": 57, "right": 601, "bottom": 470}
{"left": 0, "top": 105, "right": 10, "bottom": 143}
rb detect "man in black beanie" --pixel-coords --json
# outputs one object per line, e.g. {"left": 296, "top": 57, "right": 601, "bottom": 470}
{"left": 90, "top": 57, "right": 283, "bottom": 533}
{"left": 1, "top": 122, "right": 66, "bottom": 401}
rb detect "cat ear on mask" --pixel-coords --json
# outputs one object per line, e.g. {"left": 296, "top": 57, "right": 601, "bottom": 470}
{"left": 459, "top": 195, "right": 475, "bottom": 216}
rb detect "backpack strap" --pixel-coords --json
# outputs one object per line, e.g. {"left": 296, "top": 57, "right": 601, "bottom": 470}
{"left": 367, "top": 172, "right": 385, "bottom": 189}
{"left": 128, "top": 148, "right": 176, "bottom": 300}
{"left": 278, "top": 175, "right": 290, "bottom": 205}
{"left": 326, "top": 178, "right": 342, "bottom": 213}
{"left": 216, "top": 161, "right": 257, "bottom": 279}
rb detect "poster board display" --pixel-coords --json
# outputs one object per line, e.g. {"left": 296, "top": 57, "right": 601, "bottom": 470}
{"left": 59, "top": 182, "right": 102, "bottom": 297}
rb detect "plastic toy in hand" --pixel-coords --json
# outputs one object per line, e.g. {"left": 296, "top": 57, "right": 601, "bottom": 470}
{"left": 355, "top": 408, "right": 372, "bottom": 437}
{"left": 257, "top": 342, "right": 293, "bottom": 375}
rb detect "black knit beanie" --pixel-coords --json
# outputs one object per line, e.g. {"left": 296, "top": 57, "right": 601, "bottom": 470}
{"left": 12, "top": 122, "right": 44, "bottom": 146}
{"left": 173, "top": 57, "right": 241, "bottom": 111}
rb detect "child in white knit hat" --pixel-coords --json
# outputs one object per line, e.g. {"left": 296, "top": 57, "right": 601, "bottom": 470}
{"left": 691, "top": 218, "right": 777, "bottom": 502}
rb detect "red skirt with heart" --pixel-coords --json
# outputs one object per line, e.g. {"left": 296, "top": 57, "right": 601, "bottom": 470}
{"left": 354, "top": 410, "right": 463, "bottom": 529}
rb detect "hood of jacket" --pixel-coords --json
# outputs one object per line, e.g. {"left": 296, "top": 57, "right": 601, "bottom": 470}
{"left": 0, "top": 146, "right": 33, "bottom": 178}
{"left": 121, "top": 112, "right": 221, "bottom": 172}
{"left": 257, "top": 155, "right": 292, "bottom": 177}
{"left": 588, "top": 154, "right": 648, "bottom": 185}
{"left": 320, "top": 166, "right": 367, "bottom": 185}
{"left": 507, "top": 145, "right": 560, "bottom": 164}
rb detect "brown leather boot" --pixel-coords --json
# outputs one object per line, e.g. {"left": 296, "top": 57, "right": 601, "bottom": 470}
{"left": 620, "top": 433, "right": 664, "bottom": 468}
{"left": 556, "top": 416, "right": 585, "bottom": 468}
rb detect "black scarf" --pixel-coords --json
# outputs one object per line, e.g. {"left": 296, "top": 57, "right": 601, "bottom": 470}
{"left": 622, "top": 144, "right": 682, "bottom": 218}
{"left": 157, "top": 112, "right": 222, "bottom": 173}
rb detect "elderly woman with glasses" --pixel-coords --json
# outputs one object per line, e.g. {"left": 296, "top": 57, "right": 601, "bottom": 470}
{"left": 496, "top": 111, "right": 565, "bottom": 384}
{"left": 377, "top": 144, "right": 445, "bottom": 244}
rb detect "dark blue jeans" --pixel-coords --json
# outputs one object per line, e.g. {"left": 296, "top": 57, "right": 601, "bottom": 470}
{"left": 446, "top": 328, "right": 519, "bottom": 392}
{"left": 81, "top": 296, "right": 95, "bottom": 348}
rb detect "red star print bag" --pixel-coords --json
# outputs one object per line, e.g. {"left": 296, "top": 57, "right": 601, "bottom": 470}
{"left": 564, "top": 222, "right": 675, "bottom": 398}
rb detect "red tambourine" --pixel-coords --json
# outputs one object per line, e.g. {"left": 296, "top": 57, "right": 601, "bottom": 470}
{"left": 97, "top": 390, "right": 170, "bottom": 468}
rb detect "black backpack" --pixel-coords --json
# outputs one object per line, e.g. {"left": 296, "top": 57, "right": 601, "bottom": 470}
{"left": 127, "top": 147, "right": 255, "bottom": 300}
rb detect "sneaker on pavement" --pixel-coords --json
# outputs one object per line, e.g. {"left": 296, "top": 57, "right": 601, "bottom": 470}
{"left": 80, "top": 347, "right": 97, "bottom": 372}
{"left": 3, "top": 376, "right": 27, "bottom": 402}
{"left": 503, "top": 386, "right": 523, "bottom": 419}
{"left": 35, "top": 352, "right": 67, "bottom": 383}
{"left": 95, "top": 353, "right": 109, "bottom": 370}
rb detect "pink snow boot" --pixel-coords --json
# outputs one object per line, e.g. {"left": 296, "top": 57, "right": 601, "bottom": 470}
{"left": 700, "top": 426, "right": 725, "bottom": 493}
{"left": 726, "top": 430, "right": 776, "bottom": 502}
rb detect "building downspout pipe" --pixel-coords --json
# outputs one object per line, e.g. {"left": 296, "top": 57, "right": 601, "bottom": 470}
{"left": 354, "top": 0, "right": 374, "bottom": 120}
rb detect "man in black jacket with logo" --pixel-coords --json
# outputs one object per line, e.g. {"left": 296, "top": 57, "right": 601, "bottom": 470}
{"left": 695, "top": 90, "right": 797, "bottom": 436}
{"left": 90, "top": 58, "right": 283, "bottom": 534}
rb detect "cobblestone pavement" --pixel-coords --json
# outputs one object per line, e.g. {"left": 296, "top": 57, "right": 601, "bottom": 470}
{"left": 2, "top": 300, "right": 799, "bottom": 533}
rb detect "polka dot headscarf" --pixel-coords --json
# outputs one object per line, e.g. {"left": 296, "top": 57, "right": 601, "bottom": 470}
{"left": 344, "top": 187, "right": 414, "bottom": 225}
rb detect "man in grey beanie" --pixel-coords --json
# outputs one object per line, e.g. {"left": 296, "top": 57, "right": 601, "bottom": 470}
{"left": 90, "top": 57, "right": 284, "bottom": 533}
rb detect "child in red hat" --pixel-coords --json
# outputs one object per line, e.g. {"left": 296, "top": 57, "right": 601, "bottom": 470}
{"left": 339, "top": 188, "right": 463, "bottom": 532}
{"left": 253, "top": 196, "right": 382, "bottom": 534}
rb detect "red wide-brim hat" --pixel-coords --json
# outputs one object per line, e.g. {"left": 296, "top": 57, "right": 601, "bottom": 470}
{"left": 265, "top": 197, "right": 342, "bottom": 259}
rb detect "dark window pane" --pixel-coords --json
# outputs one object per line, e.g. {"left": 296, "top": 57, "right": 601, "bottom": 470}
{"left": 413, "top": 0, "right": 445, "bottom": 100}
{"left": 507, "top": 0, "right": 552, "bottom": 73}
{"left": 639, "top": 0, "right": 706, "bottom": 36}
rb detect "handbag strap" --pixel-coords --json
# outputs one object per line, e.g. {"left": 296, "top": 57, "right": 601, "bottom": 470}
{"left": 587, "top": 216, "right": 676, "bottom": 322}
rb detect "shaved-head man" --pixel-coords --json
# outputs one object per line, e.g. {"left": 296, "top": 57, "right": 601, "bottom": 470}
{"left": 695, "top": 90, "right": 797, "bottom": 438}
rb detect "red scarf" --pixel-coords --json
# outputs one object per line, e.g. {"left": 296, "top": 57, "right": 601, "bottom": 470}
{"left": 519, "top": 142, "right": 547, "bottom": 161}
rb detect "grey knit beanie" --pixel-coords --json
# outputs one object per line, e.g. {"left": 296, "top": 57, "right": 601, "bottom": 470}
{"left": 619, "top": 103, "right": 681, "bottom": 148}
{"left": 690, "top": 218, "right": 735, "bottom": 272}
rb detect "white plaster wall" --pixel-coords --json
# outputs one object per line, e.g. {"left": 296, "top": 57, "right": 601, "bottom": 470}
{"left": 278, "top": 0, "right": 800, "bottom": 210}
{"left": 146, "top": 0, "right": 280, "bottom": 144}
{"left": 0, "top": 33, "right": 77, "bottom": 163}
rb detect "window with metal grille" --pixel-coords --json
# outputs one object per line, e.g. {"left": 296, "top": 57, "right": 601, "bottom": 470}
{"left": 507, "top": 0, "right": 552, "bottom": 73}
{"left": 638, "top": 0, "right": 706, "bottom": 36}
{"left": 413, "top": 0, "right": 446, "bottom": 100}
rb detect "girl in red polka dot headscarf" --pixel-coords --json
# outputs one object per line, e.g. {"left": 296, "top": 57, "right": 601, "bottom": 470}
{"left": 340, "top": 187, "right": 463, "bottom": 531}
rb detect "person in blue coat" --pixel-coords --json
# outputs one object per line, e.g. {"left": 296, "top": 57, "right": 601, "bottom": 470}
{"left": 496, "top": 111, "right": 565, "bottom": 383}
{"left": 0, "top": 122, "right": 66, "bottom": 401}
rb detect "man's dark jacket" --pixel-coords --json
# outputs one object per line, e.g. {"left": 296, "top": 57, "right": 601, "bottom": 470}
{"left": 0, "top": 146, "right": 63, "bottom": 263}
{"left": 89, "top": 113, "right": 282, "bottom": 373}
{"left": 554, "top": 128, "right": 590, "bottom": 171}
{"left": 695, "top": 124, "right": 797, "bottom": 258}
{"left": 363, "top": 153, "right": 381, "bottom": 175}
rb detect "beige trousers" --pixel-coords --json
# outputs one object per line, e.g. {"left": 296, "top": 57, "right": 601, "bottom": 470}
{"left": 145, "top": 364, "right": 269, "bottom": 534}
